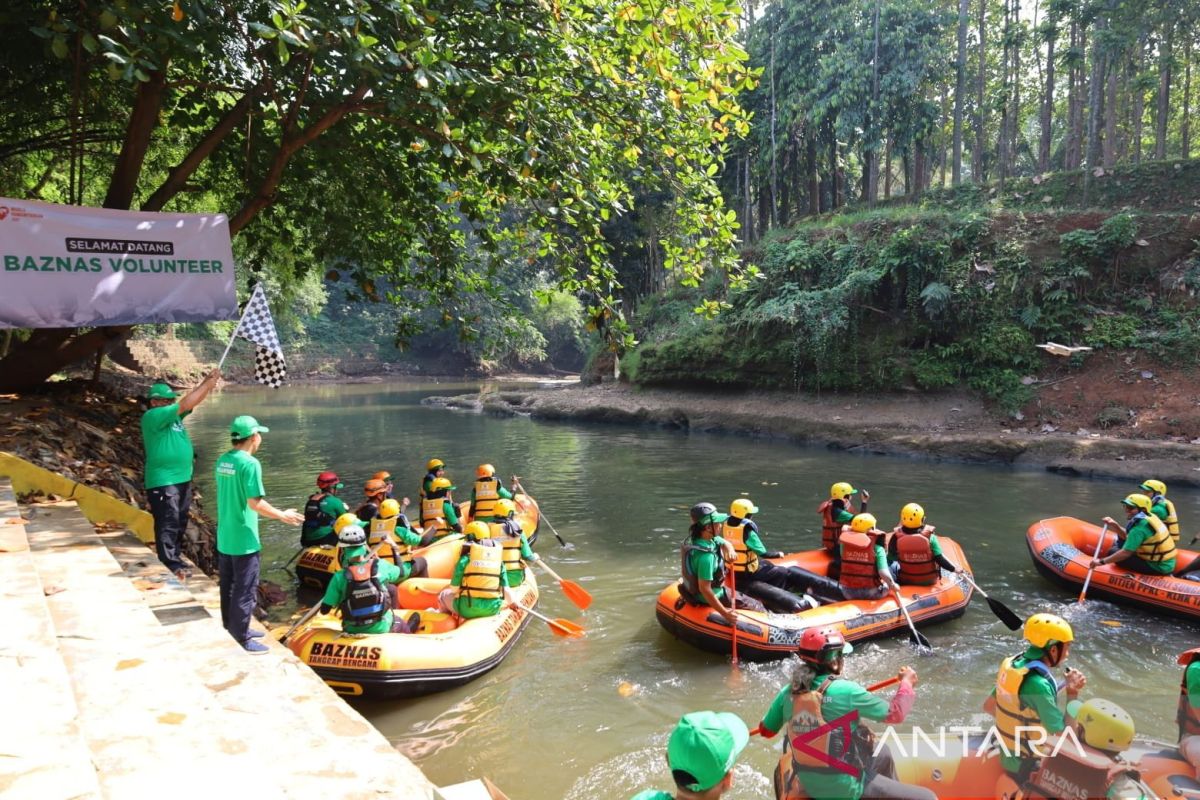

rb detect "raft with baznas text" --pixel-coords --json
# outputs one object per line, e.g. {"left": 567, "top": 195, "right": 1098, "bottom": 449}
{"left": 296, "top": 494, "right": 540, "bottom": 590}
{"left": 285, "top": 569, "right": 539, "bottom": 698}
{"left": 774, "top": 732, "right": 1200, "bottom": 799}
{"left": 655, "top": 538, "right": 973, "bottom": 661}
{"left": 1027, "top": 517, "right": 1200, "bottom": 621}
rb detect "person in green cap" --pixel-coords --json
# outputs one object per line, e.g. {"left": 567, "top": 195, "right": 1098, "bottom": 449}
{"left": 630, "top": 710, "right": 750, "bottom": 800}
{"left": 680, "top": 502, "right": 765, "bottom": 622}
{"left": 214, "top": 415, "right": 304, "bottom": 653}
{"left": 140, "top": 369, "right": 221, "bottom": 581}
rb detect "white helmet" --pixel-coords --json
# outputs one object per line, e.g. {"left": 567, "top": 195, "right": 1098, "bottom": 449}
{"left": 337, "top": 524, "right": 367, "bottom": 548}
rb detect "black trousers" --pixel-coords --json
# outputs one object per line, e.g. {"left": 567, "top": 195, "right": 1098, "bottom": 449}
{"left": 736, "top": 562, "right": 846, "bottom": 612}
{"left": 219, "top": 551, "right": 260, "bottom": 646}
{"left": 147, "top": 481, "right": 192, "bottom": 573}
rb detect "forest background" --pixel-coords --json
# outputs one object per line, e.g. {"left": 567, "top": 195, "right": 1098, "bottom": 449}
{"left": 1, "top": 0, "right": 1199, "bottom": 412}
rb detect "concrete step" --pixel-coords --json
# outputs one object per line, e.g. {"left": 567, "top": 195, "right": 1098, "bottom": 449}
{"left": 24, "top": 500, "right": 434, "bottom": 799}
{"left": 0, "top": 479, "right": 102, "bottom": 800}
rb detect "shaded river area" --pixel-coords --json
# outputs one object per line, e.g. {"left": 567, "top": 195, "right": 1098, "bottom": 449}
{"left": 187, "top": 381, "right": 1197, "bottom": 800}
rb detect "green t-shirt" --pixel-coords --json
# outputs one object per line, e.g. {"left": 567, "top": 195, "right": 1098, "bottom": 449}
{"left": 989, "top": 649, "right": 1065, "bottom": 773}
{"left": 629, "top": 792, "right": 673, "bottom": 800}
{"left": 214, "top": 449, "right": 265, "bottom": 556}
{"left": 322, "top": 556, "right": 404, "bottom": 634}
{"left": 685, "top": 536, "right": 728, "bottom": 603}
{"left": 1187, "top": 661, "right": 1200, "bottom": 707}
{"left": 832, "top": 501, "right": 856, "bottom": 525}
{"left": 303, "top": 494, "right": 349, "bottom": 544}
{"left": 1120, "top": 518, "right": 1176, "bottom": 573}
{"left": 451, "top": 550, "right": 503, "bottom": 618}
{"left": 1150, "top": 500, "right": 1169, "bottom": 522}
{"left": 730, "top": 519, "right": 767, "bottom": 555}
{"left": 141, "top": 403, "right": 194, "bottom": 488}
{"left": 762, "top": 675, "right": 890, "bottom": 799}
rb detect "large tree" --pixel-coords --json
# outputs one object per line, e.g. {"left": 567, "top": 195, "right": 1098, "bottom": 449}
{"left": 0, "top": 0, "right": 753, "bottom": 390}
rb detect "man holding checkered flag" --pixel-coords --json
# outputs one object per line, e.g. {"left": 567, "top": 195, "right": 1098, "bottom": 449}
{"left": 218, "top": 283, "right": 287, "bottom": 387}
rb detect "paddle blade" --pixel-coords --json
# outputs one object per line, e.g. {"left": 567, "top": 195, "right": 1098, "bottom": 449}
{"left": 988, "top": 597, "right": 1024, "bottom": 630}
{"left": 908, "top": 629, "right": 933, "bottom": 653}
{"left": 546, "top": 618, "right": 585, "bottom": 638}
{"left": 559, "top": 578, "right": 593, "bottom": 611}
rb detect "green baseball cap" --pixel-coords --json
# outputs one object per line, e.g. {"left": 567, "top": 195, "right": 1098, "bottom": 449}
{"left": 699, "top": 511, "right": 729, "bottom": 527}
{"left": 147, "top": 382, "right": 178, "bottom": 400}
{"left": 229, "top": 415, "right": 269, "bottom": 439}
{"left": 667, "top": 711, "right": 750, "bottom": 792}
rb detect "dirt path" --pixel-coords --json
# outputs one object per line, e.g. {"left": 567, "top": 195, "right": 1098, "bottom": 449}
{"left": 426, "top": 381, "right": 1200, "bottom": 487}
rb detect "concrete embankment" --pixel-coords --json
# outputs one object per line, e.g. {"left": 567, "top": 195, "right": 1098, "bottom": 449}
{"left": 425, "top": 383, "right": 1200, "bottom": 487}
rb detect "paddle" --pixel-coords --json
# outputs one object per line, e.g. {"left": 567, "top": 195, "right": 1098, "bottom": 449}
{"left": 890, "top": 580, "right": 933, "bottom": 652}
{"left": 505, "top": 590, "right": 585, "bottom": 638}
{"left": 954, "top": 565, "right": 1023, "bottom": 631}
{"left": 749, "top": 676, "right": 902, "bottom": 736}
{"left": 513, "top": 477, "right": 569, "bottom": 548}
{"left": 531, "top": 558, "right": 593, "bottom": 611}
{"left": 726, "top": 566, "right": 740, "bottom": 668}
{"left": 1077, "top": 522, "right": 1110, "bottom": 605}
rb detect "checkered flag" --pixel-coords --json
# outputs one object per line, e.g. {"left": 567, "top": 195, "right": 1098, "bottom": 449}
{"left": 220, "top": 284, "right": 286, "bottom": 387}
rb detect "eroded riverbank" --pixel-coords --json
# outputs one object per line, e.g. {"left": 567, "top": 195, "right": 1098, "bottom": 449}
{"left": 426, "top": 382, "right": 1200, "bottom": 486}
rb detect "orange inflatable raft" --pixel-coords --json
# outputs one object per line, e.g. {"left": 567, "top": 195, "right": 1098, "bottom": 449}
{"left": 775, "top": 733, "right": 1199, "bottom": 799}
{"left": 655, "top": 538, "right": 973, "bottom": 661}
{"left": 296, "top": 494, "right": 540, "bottom": 590}
{"left": 285, "top": 570, "right": 539, "bottom": 698}
{"left": 1027, "top": 517, "right": 1200, "bottom": 621}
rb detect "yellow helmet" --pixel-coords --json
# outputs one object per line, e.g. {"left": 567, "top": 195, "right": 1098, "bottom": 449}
{"left": 495, "top": 498, "right": 517, "bottom": 518}
{"left": 1121, "top": 493, "right": 1153, "bottom": 513}
{"left": 850, "top": 513, "right": 877, "bottom": 533}
{"left": 830, "top": 482, "right": 856, "bottom": 500}
{"left": 1075, "top": 699, "right": 1135, "bottom": 752}
{"left": 730, "top": 498, "right": 758, "bottom": 517}
{"left": 333, "top": 512, "right": 360, "bottom": 535}
{"left": 1139, "top": 479, "right": 1167, "bottom": 496}
{"left": 430, "top": 477, "right": 454, "bottom": 493}
{"left": 464, "top": 521, "right": 491, "bottom": 540}
{"left": 476, "top": 463, "right": 496, "bottom": 478}
{"left": 426, "top": 458, "right": 445, "bottom": 471}
{"left": 900, "top": 503, "right": 925, "bottom": 528}
{"left": 379, "top": 499, "right": 401, "bottom": 519}
{"left": 1024, "top": 613, "right": 1074, "bottom": 648}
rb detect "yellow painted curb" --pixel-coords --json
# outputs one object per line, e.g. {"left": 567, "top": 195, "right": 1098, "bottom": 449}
{"left": 0, "top": 451, "right": 154, "bottom": 544}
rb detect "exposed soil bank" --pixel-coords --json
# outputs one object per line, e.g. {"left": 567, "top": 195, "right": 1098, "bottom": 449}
{"left": 425, "top": 382, "right": 1200, "bottom": 487}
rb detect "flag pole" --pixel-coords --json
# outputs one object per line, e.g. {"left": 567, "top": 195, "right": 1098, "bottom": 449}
{"left": 217, "top": 288, "right": 253, "bottom": 370}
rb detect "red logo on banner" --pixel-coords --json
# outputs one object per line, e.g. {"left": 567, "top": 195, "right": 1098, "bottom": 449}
{"left": 0, "top": 207, "right": 9, "bottom": 220}
{"left": 791, "top": 711, "right": 862, "bottom": 777}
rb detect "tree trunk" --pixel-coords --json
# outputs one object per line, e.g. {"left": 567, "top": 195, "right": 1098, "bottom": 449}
{"left": 1010, "top": 0, "right": 1021, "bottom": 174}
{"left": 778, "top": 136, "right": 792, "bottom": 226}
{"left": 1184, "top": 41, "right": 1193, "bottom": 159}
{"left": 103, "top": 70, "right": 168, "bottom": 211}
{"left": 1133, "top": 36, "right": 1145, "bottom": 165}
{"left": 1084, "top": 11, "right": 1107, "bottom": 202}
{"left": 974, "top": 0, "right": 987, "bottom": 182}
{"left": 953, "top": 0, "right": 968, "bottom": 184}
{"left": 884, "top": 137, "right": 893, "bottom": 199}
{"left": 1155, "top": 21, "right": 1173, "bottom": 160}
{"left": 768, "top": 15, "right": 778, "bottom": 229}
{"left": 1104, "top": 60, "right": 1118, "bottom": 168}
{"left": 828, "top": 133, "right": 839, "bottom": 210}
{"left": 1040, "top": 23, "right": 1057, "bottom": 171}
{"left": 997, "top": 0, "right": 1011, "bottom": 187}
{"left": 806, "top": 133, "right": 820, "bottom": 216}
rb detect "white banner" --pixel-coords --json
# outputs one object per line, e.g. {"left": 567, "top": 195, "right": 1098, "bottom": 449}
{"left": 0, "top": 197, "right": 238, "bottom": 329}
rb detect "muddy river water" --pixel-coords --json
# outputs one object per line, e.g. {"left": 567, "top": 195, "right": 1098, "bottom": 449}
{"left": 187, "top": 381, "right": 1197, "bottom": 799}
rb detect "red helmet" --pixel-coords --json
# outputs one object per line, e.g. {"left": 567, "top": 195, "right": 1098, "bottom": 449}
{"left": 316, "top": 471, "right": 340, "bottom": 488}
{"left": 1178, "top": 647, "right": 1200, "bottom": 665}
{"left": 798, "top": 627, "right": 852, "bottom": 664}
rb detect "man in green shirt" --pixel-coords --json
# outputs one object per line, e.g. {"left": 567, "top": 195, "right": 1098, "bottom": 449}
{"left": 437, "top": 523, "right": 505, "bottom": 619}
{"left": 140, "top": 370, "right": 220, "bottom": 580}
{"left": 1096, "top": 493, "right": 1177, "bottom": 575}
{"left": 469, "top": 463, "right": 515, "bottom": 522}
{"left": 214, "top": 415, "right": 303, "bottom": 653}
{"left": 985, "top": 613, "right": 1087, "bottom": 777}
{"left": 759, "top": 627, "right": 931, "bottom": 800}
{"left": 630, "top": 711, "right": 750, "bottom": 800}
{"left": 490, "top": 498, "right": 540, "bottom": 587}
{"left": 421, "top": 477, "right": 463, "bottom": 538}
{"left": 301, "top": 471, "right": 349, "bottom": 546}
{"left": 318, "top": 525, "right": 418, "bottom": 634}
{"left": 680, "top": 502, "right": 765, "bottom": 622}
{"left": 1179, "top": 648, "right": 1200, "bottom": 773}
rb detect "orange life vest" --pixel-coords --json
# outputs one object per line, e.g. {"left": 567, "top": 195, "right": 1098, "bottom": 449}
{"left": 1180, "top": 650, "right": 1200, "bottom": 739}
{"left": 892, "top": 528, "right": 938, "bottom": 586}
{"left": 722, "top": 519, "right": 760, "bottom": 574}
{"left": 817, "top": 500, "right": 841, "bottom": 553}
{"left": 838, "top": 531, "right": 881, "bottom": 590}
{"left": 786, "top": 678, "right": 850, "bottom": 773}
{"left": 472, "top": 477, "right": 501, "bottom": 519}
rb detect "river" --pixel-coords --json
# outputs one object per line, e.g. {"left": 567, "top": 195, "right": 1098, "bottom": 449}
{"left": 187, "top": 381, "right": 1197, "bottom": 800}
